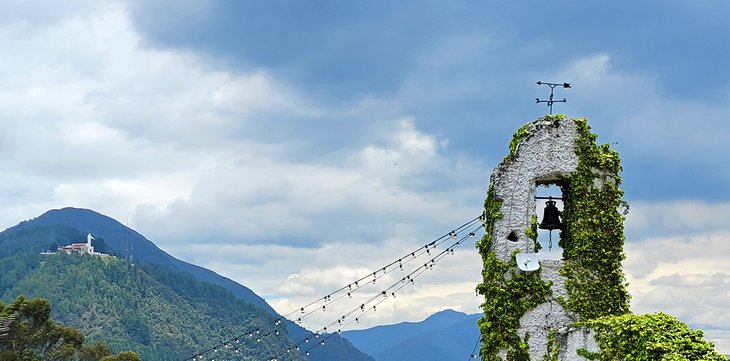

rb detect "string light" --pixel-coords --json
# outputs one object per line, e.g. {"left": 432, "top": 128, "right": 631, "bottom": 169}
{"left": 467, "top": 334, "right": 482, "bottom": 361}
{"left": 183, "top": 216, "right": 484, "bottom": 361}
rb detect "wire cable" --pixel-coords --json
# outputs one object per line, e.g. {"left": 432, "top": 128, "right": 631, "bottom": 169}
{"left": 276, "top": 222, "right": 484, "bottom": 361}
{"left": 183, "top": 215, "right": 484, "bottom": 361}
{"left": 467, "top": 333, "right": 481, "bottom": 360}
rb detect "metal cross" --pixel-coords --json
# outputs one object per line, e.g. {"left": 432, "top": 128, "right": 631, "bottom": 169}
{"left": 536, "top": 81, "right": 571, "bottom": 114}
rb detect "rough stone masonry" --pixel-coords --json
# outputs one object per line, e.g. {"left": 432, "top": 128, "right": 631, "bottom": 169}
{"left": 486, "top": 116, "right": 599, "bottom": 360}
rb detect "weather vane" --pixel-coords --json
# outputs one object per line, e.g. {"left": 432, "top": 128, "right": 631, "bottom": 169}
{"left": 536, "top": 81, "right": 571, "bottom": 114}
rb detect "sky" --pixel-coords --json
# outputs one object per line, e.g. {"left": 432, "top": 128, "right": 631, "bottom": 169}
{"left": 1, "top": 0, "right": 729, "bottom": 353}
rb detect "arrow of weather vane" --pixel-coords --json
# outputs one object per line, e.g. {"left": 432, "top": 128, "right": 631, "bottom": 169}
{"left": 536, "top": 81, "right": 571, "bottom": 114}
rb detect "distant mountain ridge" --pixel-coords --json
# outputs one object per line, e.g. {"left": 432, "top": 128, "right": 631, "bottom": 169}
{"left": 1, "top": 207, "right": 374, "bottom": 361}
{"left": 342, "top": 309, "right": 481, "bottom": 361}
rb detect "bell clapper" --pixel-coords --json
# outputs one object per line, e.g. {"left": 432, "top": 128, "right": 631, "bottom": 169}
{"left": 548, "top": 230, "right": 553, "bottom": 251}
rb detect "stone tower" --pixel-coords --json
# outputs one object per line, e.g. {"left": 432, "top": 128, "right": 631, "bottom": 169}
{"left": 476, "top": 115, "right": 630, "bottom": 360}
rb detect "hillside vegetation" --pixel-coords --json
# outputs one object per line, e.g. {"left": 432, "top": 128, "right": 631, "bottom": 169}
{"left": 0, "top": 295, "right": 141, "bottom": 361}
{"left": 4, "top": 207, "right": 374, "bottom": 361}
{"left": 0, "top": 250, "right": 292, "bottom": 361}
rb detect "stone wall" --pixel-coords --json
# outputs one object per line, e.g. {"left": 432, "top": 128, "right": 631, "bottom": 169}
{"left": 486, "top": 117, "right": 598, "bottom": 360}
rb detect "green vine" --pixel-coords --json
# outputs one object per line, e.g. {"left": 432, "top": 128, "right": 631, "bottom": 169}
{"left": 542, "top": 329, "right": 560, "bottom": 361}
{"left": 559, "top": 117, "right": 630, "bottom": 319}
{"left": 476, "top": 183, "right": 502, "bottom": 255}
{"left": 478, "top": 115, "right": 629, "bottom": 360}
{"left": 507, "top": 332, "right": 531, "bottom": 361}
{"left": 506, "top": 123, "right": 532, "bottom": 161}
{"left": 577, "top": 313, "right": 729, "bottom": 361}
{"left": 526, "top": 215, "right": 539, "bottom": 252}
{"left": 479, "top": 115, "right": 726, "bottom": 359}
{"left": 476, "top": 183, "right": 552, "bottom": 361}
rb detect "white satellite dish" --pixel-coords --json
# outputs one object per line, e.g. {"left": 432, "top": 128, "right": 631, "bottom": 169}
{"left": 516, "top": 253, "right": 540, "bottom": 272}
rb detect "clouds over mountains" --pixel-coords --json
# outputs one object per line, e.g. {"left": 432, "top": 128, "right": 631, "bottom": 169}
{"left": 1, "top": 0, "right": 729, "bottom": 352}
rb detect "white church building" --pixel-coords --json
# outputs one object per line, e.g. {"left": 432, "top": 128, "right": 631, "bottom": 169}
{"left": 56, "top": 233, "right": 109, "bottom": 257}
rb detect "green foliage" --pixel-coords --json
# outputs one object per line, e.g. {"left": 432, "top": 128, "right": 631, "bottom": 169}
{"left": 478, "top": 116, "right": 633, "bottom": 360}
{"left": 476, "top": 248, "right": 551, "bottom": 361}
{"left": 0, "top": 252, "right": 292, "bottom": 361}
{"left": 90, "top": 237, "right": 112, "bottom": 256}
{"left": 79, "top": 342, "right": 112, "bottom": 361}
{"left": 476, "top": 182, "right": 502, "bottom": 254}
{"left": 559, "top": 117, "right": 630, "bottom": 319}
{"left": 506, "top": 332, "right": 531, "bottom": 361}
{"left": 476, "top": 183, "right": 552, "bottom": 361}
{"left": 507, "top": 123, "right": 532, "bottom": 160}
{"left": 504, "top": 114, "right": 564, "bottom": 161}
{"left": 0, "top": 295, "right": 81, "bottom": 361}
{"left": 526, "top": 215, "right": 539, "bottom": 252}
{"left": 101, "top": 351, "right": 142, "bottom": 361}
{"left": 0, "top": 295, "right": 138, "bottom": 361}
{"left": 0, "top": 225, "right": 84, "bottom": 258}
{"left": 578, "top": 313, "right": 729, "bottom": 361}
{"left": 543, "top": 329, "right": 559, "bottom": 361}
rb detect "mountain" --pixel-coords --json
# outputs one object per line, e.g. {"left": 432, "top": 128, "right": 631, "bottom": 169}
{"left": 9, "top": 207, "right": 272, "bottom": 312}
{"left": 0, "top": 207, "right": 374, "bottom": 361}
{"left": 0, "top": 251, "right": 289, "bottom": 360}
{"left": 342, "top": 309, "right": 482, "bottom": 361}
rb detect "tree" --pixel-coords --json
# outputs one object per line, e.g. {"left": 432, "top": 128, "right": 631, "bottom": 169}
{"left": 0, "top": 295, "right": 139, "bottom": 361}
{"left": 101, "top": 351, "right": 142, "bottom": 361}
{"left": 79, "top": 342, "right": 112, "bottom": 361}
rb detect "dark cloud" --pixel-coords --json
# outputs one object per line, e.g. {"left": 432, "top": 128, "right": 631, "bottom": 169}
{"left": 127, "top": 1, "right": 730, "bottom": 201}
{"left": 2, "top": 1, "right": 730, "bottom": 350}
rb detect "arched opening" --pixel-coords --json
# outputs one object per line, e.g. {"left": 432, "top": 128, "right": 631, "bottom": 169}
{"left": 535, "top": 181, "right": 565, "bottom": 260}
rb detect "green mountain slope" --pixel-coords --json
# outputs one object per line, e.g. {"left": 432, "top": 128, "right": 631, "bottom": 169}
{"left": 10, "top": 208, "right": 273, "bottom": 312}
{"left": 0, "top": 208, "right": 374, "bottom": 361}
{"left": 0, "top": 251, "right": 292, "bottom": 361}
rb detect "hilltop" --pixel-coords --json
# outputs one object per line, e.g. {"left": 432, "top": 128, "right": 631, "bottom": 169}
{"left": 0, "top": 251, "right": 286, "bottom": 360}
{"left": 0, "top": 208, "right": 373, "bottom": 361}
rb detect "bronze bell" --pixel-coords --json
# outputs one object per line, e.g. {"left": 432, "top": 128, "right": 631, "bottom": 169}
{"left": 539, "top": 197, "right": 562, "bottom": 231}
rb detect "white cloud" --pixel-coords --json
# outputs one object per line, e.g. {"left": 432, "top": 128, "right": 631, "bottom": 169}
{"left": 2, "top": 2, "right": 729, "bottom": 355}
{"left": 626, "top": 200, "right": 730, "bottom": 239}
{"left": 174, "top": 234, "right": 486, "bottom": 330}
{"left": 624, "top": 217, "right": 730, "bottom": 353}
{"left": 554, "top": 54, "right": 730, "bottom": 176}
{"left": 0, "top": 0, "right": 487, "bottom": 334}
{"left": 132, "top": 116, "right": 483, "bottom": 247}
{"left": 0, "top": 1, "right": 315, "bottom": 228}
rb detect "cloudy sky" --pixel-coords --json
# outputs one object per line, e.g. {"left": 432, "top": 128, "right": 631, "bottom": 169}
{"left": 1, "top": 0, "right": 729, "bottom": 353}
